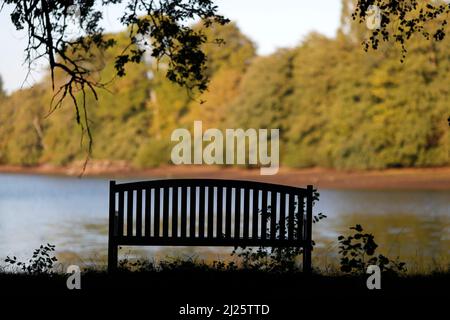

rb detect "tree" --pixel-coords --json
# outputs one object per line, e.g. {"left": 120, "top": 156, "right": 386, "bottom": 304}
{"left": 228, "top": 49, "right": 294, "bottom": 135}
{"left": 0, "top": 18, "right": 447, "bottom": 169}
{"left": 184, "top": 22, "right": 256, "bottom": 129}
{"left": 353, "top": 0, "right": 450, "bottom": 125}
{"left": 1, "top": 85, "right": 46, "bottom": 165}
{"left": 1, "top": 0, "right": 229, "bottom": 153}
{"left": 340, "top": 0, "right": 367, "bottom": 43}
{"left": 1, "top": 2, "right": 448, "bottom": 169}
{"left": 353, "top": 0, "right": 450, "bottom": 61}
{"left": 0, "top": 75, "right": 5, "bottom": 99}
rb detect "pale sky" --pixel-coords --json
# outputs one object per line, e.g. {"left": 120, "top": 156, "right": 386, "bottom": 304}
{"left": 0, "top": 0, "right": 342, "bottom": 94}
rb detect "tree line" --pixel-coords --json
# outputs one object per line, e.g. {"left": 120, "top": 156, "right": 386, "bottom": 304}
{"left": 0, "top": 17, "right": 448, "bottom": 170}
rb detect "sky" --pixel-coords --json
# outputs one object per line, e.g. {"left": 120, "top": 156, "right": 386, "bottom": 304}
{"left": 0, "top": 0, "right": 342, "bottom": 94}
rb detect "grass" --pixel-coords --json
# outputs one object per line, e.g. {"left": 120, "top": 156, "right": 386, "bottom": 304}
{"left": 0, "top": 258, "right": 448, "bottom": 298}
{"left": 1, "top": 223, "right": 448, "bottom": 299}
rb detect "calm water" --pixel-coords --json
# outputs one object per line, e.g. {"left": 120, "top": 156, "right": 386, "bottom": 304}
{"left": 0, "top": 173, "right": 448, "bottom": 272}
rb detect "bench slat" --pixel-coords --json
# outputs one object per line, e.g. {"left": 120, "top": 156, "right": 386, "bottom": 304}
{"left": 172, "top": 187, "right": 179, "bottom": 237}
{"left": 118, "top": 190, "right": 124, "bottom": 237}
{"left": 261, "top": 190, "right": 268, "bottom": 240}
{"left": 207, "top": 187, "right": 214, "bottom": 238}
{"left": 288, "top": 194, "right": 295, "bottom": 240}
{"left": 154, "top": 188, "right": 160, "bottom": 237}
{"left": 114, "top": 237, "right": 306, "bottom": 247}
{"left": 127, "top": 190, "right": 133, "bottom": 236}
{"left": 136, "top": 189, "right": 142, "bottom": 237}
{"left": 180, "top": 187, "right": 187, "bottom": 238}
{"left": 252, "top": 189, "right": 259, "bottom": 239}
{"left": 243, "top": 188, "right": 250, "bottom": 240}
{"left": 162, "top": 188, "right": 169, "bottom": 238}
{"left": 145, "top": 188, "right": 151, "bottom": 237}
{"left": 217, "top": 187, "right": 223, "bottom": 238}
{"left": 189, "top": 187, "right": 196, "bottom": 238}
{"left": 279, "top": 193, "right": 286, "bottom": 240}
{"left": 235, "top": 188, "right": 241, "bottom": 239}
{"left": 198, "top": 186, "right": 205, "bottom": 238}
{"left": 113, "top": 179, "right": 309, "bottom": 195}
{"left": 298, "top": 195, "right": 304, "bottom": 240}
{"left": 270, "top": 191, "right": 277, "bottom": 240}
{"left": 225, "top": 187, "right": 232, "bottom": 239}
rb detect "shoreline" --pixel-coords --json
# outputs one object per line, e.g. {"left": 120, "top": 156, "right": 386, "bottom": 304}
{"left": 1, "top": 163, "right": 450, "bottom": 190}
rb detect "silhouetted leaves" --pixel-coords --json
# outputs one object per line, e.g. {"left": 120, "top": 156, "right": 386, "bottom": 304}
{"left": 354, "top": 1, "right": 450, "bottom": 61}
{"left": 338, "top": 225, "right": 406, "bottom": 274}
{"left": 5, "top": 243, "right": 58, "bottom": 274}
{"left": 232, "top": 189, "right": 324, "bottom": 273}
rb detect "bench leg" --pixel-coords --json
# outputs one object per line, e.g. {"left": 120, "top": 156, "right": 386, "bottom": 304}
{"left": 303, "top": 245, "right": 312, "bottom": 273}
{"left": 108, "top": 243, "right": 118, "bottom": 273}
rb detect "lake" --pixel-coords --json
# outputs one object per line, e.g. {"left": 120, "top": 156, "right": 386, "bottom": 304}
{"left": 0, "top": 173, "right": 448, "bottom": 273}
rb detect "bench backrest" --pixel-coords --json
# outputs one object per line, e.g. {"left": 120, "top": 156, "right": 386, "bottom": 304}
{"left": 108, "top": 179, "right": 314, "bottom": 271}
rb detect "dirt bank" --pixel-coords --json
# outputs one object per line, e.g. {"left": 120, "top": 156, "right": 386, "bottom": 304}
{"left": 1, "top": 162, "right": 450, "bottom": 190}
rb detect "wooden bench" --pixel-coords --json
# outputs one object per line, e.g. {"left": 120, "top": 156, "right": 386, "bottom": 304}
{"left": 108, "top": 179, "right": 314, "bottom": 272}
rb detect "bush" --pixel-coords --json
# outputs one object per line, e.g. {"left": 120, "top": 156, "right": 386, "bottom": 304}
{"left": 338, "top": 224, "right": 406, "bottom": 275}
{"left": 5, "top": 244, "right": 58, "bottom": 274}
{"left": 232, "top": 189, "right": 325, "bottom": 273}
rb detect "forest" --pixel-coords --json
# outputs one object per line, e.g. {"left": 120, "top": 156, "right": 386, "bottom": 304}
{"left": 0, "top": 5, "right": 448, "bottom": 171}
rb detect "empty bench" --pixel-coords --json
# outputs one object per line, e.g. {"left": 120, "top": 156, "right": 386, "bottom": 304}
{"left": 108, "top": 179, "right": 314, "bottom": 272}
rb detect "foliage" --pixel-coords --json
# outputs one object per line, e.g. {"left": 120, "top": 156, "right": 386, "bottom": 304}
{"left": 353, "top": 0, "right": 450, "bottom": 61}
{"left": 5, "top": 244, "right": 57, "bottom": 274}
{"left": 1, "top": 0, "right": 229, "bottom": 153}
{"left": 228, "top": 49, "right": 295, "bottom": 138}
{"left": 119, "top": 258, "right": 156, "bottom": 272}
{"left": 1, "top": 0, "right": 229, "bottom": 93}
{"left": 338, "top": 224, "right": 407, "bottom": 275}
{"left": 118, "top": 256, "right": 239, "bottom": 273}
{"left": 0, "top": 75, "right": 5, "bottom": 99}
{"left": 185, "top": 22, "right": 256, "bottom": 129}
{"left": 0, "top": 9, "right": 448, "bottom": 170}
{"left": 231, "top": 189, "right": 326, "bottom": 273}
